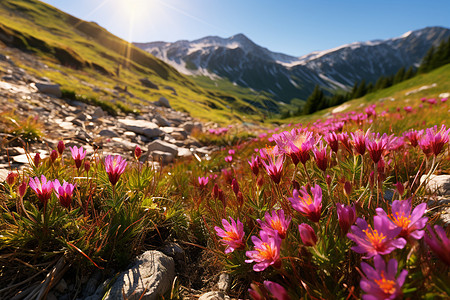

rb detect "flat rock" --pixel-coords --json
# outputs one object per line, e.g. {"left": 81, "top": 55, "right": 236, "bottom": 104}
{"left": 421, "top": 174, "right": 450, "bottom": 196}
{"left": 105, "top": 251, "right": 174, "bottom": 300}
{"left": 150, "top": 150, "right": 175, "bottom": 164}
{"left": 99, "top": 129, "right": 119, "bottom": 138}
{"left": 198, "top": 291, "right": 230, "bottom": 300}
{"left": 34, "top": 82, "right": 62, "bottom": 97}
{"left": 157, "top": 97, "right": 171, "bottom": 108}
{"left": 147, "top": 140, "right": 178, "bottom": 156}
{"left": 118, "top": 119, "right": 163, "bottom": 138}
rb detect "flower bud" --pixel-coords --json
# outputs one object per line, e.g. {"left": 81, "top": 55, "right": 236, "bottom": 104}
{"left": 6, "top": 172, "right": 18, "bottom": 185}
{"left": 394, "top": 181, "right": 405, "bottom": 196}
{"left": 231, "top": 178, "right": 240, "bottom": 195}
{"left": 18, "top": 179, "right": 28, "bottom": 198}
{"left": 84, "top": 160, "right": 91, "bottom": 173}
{"left": 134, "top": 145, "right": 142, "bottom": 160}
{"left": 237, "top": 191, "right": 244, "bottom": 207}
{"left": 57, "top": 140, "right": 65, "bottom": 155}
{"left": 344, "top": 181, "right": 352, "bottom": 197}
{"left": 50, "top": 150, "right": 58, "bottom": 163}
{"left": 298, "top": 223, "right": 317, "bottom": 247}
{"left": 33, "top": 153, "right": 41, "bottom": 167}
{"left": 212, "top": 183, "right": 219, "bottom": 199}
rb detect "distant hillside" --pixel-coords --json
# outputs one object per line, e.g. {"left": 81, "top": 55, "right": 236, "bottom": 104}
{"left": 136, "top": 27, "right": 450, "bottom": 103}
{"left": 0, "top": 0, "right": 275, "bottom": 123}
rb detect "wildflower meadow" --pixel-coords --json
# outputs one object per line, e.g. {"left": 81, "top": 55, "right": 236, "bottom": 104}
{"left": 1, "top": 96, "right": 449, "bottom": 299}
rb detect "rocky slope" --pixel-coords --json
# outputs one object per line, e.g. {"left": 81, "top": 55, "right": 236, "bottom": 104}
{"left": 0, "top": 45, "right": 215, "bottom": 181}
{"left": 136, "top": 26, "right": 450, "bottom": 102}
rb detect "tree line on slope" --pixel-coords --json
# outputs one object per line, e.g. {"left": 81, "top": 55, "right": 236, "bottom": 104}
{"left": 290, "top": 37, "right": 450, "bottom": 117}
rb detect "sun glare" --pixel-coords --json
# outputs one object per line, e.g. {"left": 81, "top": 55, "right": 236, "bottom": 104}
{"left": 118, "top": 0, "right": 153, "bottom": 20}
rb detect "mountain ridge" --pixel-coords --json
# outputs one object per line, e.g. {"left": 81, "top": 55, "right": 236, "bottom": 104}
{"left": 135, "top": 26, "right": 450, "bottom": 102}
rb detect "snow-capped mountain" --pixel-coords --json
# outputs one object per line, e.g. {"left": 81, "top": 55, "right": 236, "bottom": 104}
{"left": 135, "top": 27, "right": 450, "bottom": 102}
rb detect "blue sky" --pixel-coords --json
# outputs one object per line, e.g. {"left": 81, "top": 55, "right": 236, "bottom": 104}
{"left": 42, "top": 0, "right": 450, "bottom": 57}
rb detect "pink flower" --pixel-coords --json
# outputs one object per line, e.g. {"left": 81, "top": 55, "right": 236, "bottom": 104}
{"left": 18, "top": 179, "right": 28, "bottom": 198}
{"left": 248, "top": 155, "right": 260, "bottom": 176}
{"left": 418, "top": 125, "right": 450, "bottom": 156}
{"left": 134, "top": 145, "right": 142, "bottom": 159}
{"left": 245, "top": 230, "right": 282, "bottom": 271}
{"left": 403, "top": 106, "right": 413, "bottom": 113}
{"left": 424, "top": 225, "right": 450, "bottom": 265}
{"left": 53, "top": 179, "right": 76, "bottom": 208}
{"left": 198, "top": 176, "right": 209, "bottom": 189}
{"left": 288, "top": 184, "right": 323, "bottom": 222}
{"left": 273, "top": 129, "right": 314, "bottom": 165}
{"left": 214, "top": 217, "right": 245, "bottom": 254}
{"left": 69, "top": 146, "right": 86, "bottom": 169}
{"left": 257, "top": 210, "right": 291, "bottom": 239}
{"left": 376, "top": 199, "right": 427, "bottom": 241}
{"left": 264, "top": 281, "right": 290, "bottom": 300}
{"left": 366, "top": 133, "right": 395, "bottom": 164}
{"left": 261, "top": 152, "right": 285, "bottom": 185}
{"left": 403, "top": 129, "right": 423, "bottom": 148}
{"left": 298, "top": 223, "right": 317, "bottom": 246}
{"left": 336, "top": 203, "right": 357, "bottom": 234}
{"left": 441, "top": 97, "right": 448, "bottom": 103}
{"left": 324, "top": 132, "right": 339, "bottom": 153}
{"left": 347, "top": 216, "right": 406, "bottom": 259}
{"left": 312, "top": 141, "right": 331, "bottom": 172}
{"left": 104, "top": 155, "right": 127, "bottom": 186}
{"left": 228, "top": 149, "right": 235, "bottom": 155}
{"left": 224, "top": 155, "right": 233, "bottom": 163}
{"left": 29, "top": 175, "right": 53, "bottom": 205}
{"left": 360, "top": 255, "right": 408, "bottom": 300}
{"left": 33, "top": 153, "right": 41, "bottom": 167}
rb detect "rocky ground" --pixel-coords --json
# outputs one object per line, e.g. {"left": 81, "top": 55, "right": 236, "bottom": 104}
{"left": 0, "top": 47, "right": 224, "bottom": 183}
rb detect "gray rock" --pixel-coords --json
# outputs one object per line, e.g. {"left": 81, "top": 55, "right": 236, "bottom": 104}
{"left": 140, "top": 78, "right": 159, "bottom": 90}
{"left": 153, "top": 115, "right": 172, "bottom": 127}
{"left": 198, "top": 291, "right": 230, "bottom": 300}
{"left": 105, "top": 251, "right": 175, "bottom": 300}
{"left": 99, "top": 129, "right": 119, "bottom": 138}
{"left": 217, "top": 273, "right": 230, "bottom": 292}
{"left": 182, "top": 121, "right": 203, "bottom": 134}
{"left": 163, "top": 86, "right": 177, "bottom": 96}
{"left": 147, "top": 140, "right": 178, "bottom": 156}
{"left": 158, "top": 97, "right": 171, "bottom": 108}
{"left": 159, "top": 243, "right": 185, "bottom": 263}
{"left": 92, "top": 107, "right": 105, "bottom": 119}
{"left": 34, "top": 82, "right": 62, "bottom": 97}
{"left": 150, "top": 150, "right": 175, "bottom": 164}
{"left": 118, "top": 119, "right": 163, "bottom": 138}
{"left": 421, "top": 175, "right": 450, "bottom": 196}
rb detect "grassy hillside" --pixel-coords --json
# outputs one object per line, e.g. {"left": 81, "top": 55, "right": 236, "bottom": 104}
{"left": 0, "top": 0, "right": 271, "bottom": 124}
{"left": 280, "top": 63, "right": 450, "bottom": 127}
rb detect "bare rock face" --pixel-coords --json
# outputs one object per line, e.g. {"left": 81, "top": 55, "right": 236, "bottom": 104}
{"left": 104, "top": 251, "right": 175, "bottom": 300}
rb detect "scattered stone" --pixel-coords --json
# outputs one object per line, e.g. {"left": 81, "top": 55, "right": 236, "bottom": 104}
{"left": 150, "top": 150, "right": 175, "bottom": 164}
{"left": 182, "top": 121, "right": 203, "bottom": 134}
{"left": 0, "top": 169, "right": 10, "bottom": 182}
{"left": 92, "top": 107, "right": 105, "bottom": 119}
{"left": 104, "top": 251, "right": 175, "bottom": 300}
{"left": 147, "top": 140, "right": 178, "bottom": 156}
{"left": 153, "top": 115, "right": 172, "bottom": 127}
{"left": 198, "top": 291, "right": 230, "bottom": 300}
{"left": 34, "top": 82, "right": 62, "bottom": 97}
{"left": 159, "top": 242, "right": 185, "bottom": 264}
{"left": 99, "top": 129, "right": 119, "bottom": 138}
{"left": 118, "top": 119, "right": 163, "bottom": 138}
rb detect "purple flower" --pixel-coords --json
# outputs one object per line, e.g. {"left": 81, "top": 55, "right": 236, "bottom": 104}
{"left": 57, "top": 140, "right": 65, "bottom": 155}
{"left": 324, "top": 132, "right": 339, "bottom": 153}
{"left": 104, "top": 155, "right": 127, "bottom": 186}
{"left": 288, "top": 184, "right": 322, "bottom": 222}
{"left": 214, "top": 217, "right": 245, "bottom": 254}
{"left": 257, "top": 210, "right": 291, "bottom": 239}
{"left": 245, "top": 230, "right": 282, "bottom": 271}
{"left": 29, "top": 175, "right": 53, "bottom": 205}
{"left": 248, "top": 155, "right": 260, "bottom": 176}
{"left": 298, "top": 223, "right": 317, "bottom": 246}
{"left": 336, "top": 203, "right": 357, "bottom": 234}
{"left": 224, "top": 155, "right": 233, "bottom": 163}
{"left": 403, "top": 129, "right": 423, "bottom": 148}
{"left": 360, "top": 255, "right": 408, "bottom": 300}
{"left": 69, "top": 146, "right": 86, "bottom": 169}
{"left": 312, "top": 141, "right": 331, "bottom": 172}
{"left": 424, "top": 225, "right": 450, "bottom": 265}
{"left": 347, "top": 216, "right": 406, "bottom": 259}
{"left": 376, "top": 199, "right": 427, "bottom": 241}
{"left": 53, "top": 179, "right": 76, "bottom": 208}
{"left": 366, "top": 133, "right": 395, "bottom": 164}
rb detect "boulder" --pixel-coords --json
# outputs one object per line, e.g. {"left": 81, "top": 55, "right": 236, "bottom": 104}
{"left": 158, "top": 97, "right": 171, "bottom": 108}
{"left": 139, "top": 78, "right": 159, "bottom": 90}
{"left": 118, "top": 119, "right": 163, "bottom": 138}
{"left": 105, "top": 251, "right": 175, "bottom": 300}
{"left": 34, "top": 82, "right": 62, "bottom": 97}
{"left": 421, "top": 175, "right": 450, "bottom": 196}
{"left": 147, "top": 140, "right": 178, "bottom": 156}
{"left": 153, "top": 115, "right": 172, "bottom": 127}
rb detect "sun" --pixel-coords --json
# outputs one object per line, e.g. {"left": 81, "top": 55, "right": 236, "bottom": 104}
{"left": 118, "top": 0, "right": 154, "bottom": 21}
